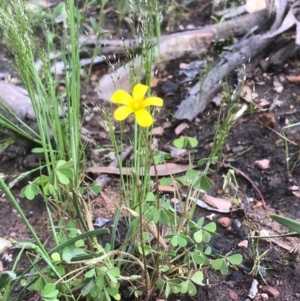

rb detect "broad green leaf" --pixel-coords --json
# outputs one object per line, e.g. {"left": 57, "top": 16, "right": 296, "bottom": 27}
{"left": 187, "top": 137, "right": 198, "bottom": 148}
{"left": 194, "top": 230, "right": 203, "bottom": 243}
{"left": 198, "top": 175, "right": 212, "bottom": 191}
{"left": 145, "top": 192, "right": 155, "bottom": 201}
{"left": 270, "top": 214, "right": 300, "bottom": 234}
{"left": 203, "top": 222, "right": 217, "bottom": 233}
{"left": 56, "top": 170, "right": 70, "bottom": 184}
{"left": 84, "top": 268, "right": 95, "bottom": 279}
{"left": 227, "top": 254, "right": 243, "bottom": 265}
{"left": 180, "top": 280, "right": 189, "bottom": 294}
{"left": 42, "top": 283, "right": 59, "bottom": 299}
{"left": 81, "top": 280, "right": 95, "bottom": 297}
{"left": 33, "top": 276, "right": 44, "bottom": 291}
{"left": 156, "top": 278, "right": 165, "bottom": 290}
{"left": 108, "top": 267, "right": 120, "bottom": 277}
{"left": 62, "top": 248, "right": 90, "bottom": 262}
{"left": 187, "top": 281, "right": 197, "bottom": 296}
{"left": 203, "top": 231, "right": 211, "bottom": 243}
{"left": 221, "top": 261, "right": 228, "bottom": 275}
{"left": 173, "top": 137, "right": 186, "bottom": 149}
{"left": 106, "top": 286, "right": 119, "bottom": 297}
{"left": 186, "top": 169, "right": 200, "bottom": 181}
{"left": 198, "top": 158, "right": 207, "bottom": 166}
{"left": 51, "top": 252, "right": 61, "bottom": 263}
{"left": 56, "top": 160, "right": 73, "bottom": 169}
{"left": 96, "top": 274, "right": 106, "bottom": 288}
{"left": 159, "top": 177, "right": 172, "bottom": 186}
{"left": 75, "top": 239, "right": 84, "bottom": 248}
{"left": 89, "top": 185, "right": 101, "bottom": 194}
{"left": 169, "top": 282, "right": 182, "bottom": 293}
{"left": 165, "top": 282, "right": 171, "bottom": 298}
{"left": 191, "top": 271, "right": 204, "bottom": 285}
{"left": 212, "top": 258, "right": 224, "bottom": 270}
{"left": 192, "top": 254, "right": 206, "bottom": 265}
{"left": 197, "top": 217, "right": 204, "bottom": 228}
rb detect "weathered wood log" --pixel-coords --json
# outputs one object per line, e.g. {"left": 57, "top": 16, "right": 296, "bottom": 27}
{"left": 97, "top": 9, "right": 269, "bottom": 102}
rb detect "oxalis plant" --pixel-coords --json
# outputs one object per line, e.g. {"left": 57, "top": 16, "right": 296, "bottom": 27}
{"left": 0, "top": 1, "right": 244, "bottom": 301}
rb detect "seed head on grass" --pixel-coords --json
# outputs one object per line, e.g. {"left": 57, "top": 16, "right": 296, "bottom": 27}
{"left": 111, "top": 83, "right": 163, "bottom": 127}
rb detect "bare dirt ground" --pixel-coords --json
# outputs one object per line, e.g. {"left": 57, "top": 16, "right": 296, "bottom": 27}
{"left": 1, "top": 1, "right": 300, "bottom": 300}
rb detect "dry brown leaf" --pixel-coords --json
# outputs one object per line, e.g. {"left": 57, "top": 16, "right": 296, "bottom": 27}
{"left": 175, "top": 122, "right": 189, "bottom": 135}
{"left": 88, "top": 163, "right": 195, "bottom": 177}
{"left": 158, "top": 185, "right": 176, "bottom": 192}
{"left": 256, "top": 98, "right": 270, "bottom": 108}
{"left": 241, "top": 85, "right": 253, "bottom": 102}
{"left": 292, "top": 191, "right": 300, "bottom": 198}
{"left": 253, "top": 201, "right": 263, "bottom": 208}
{"left": 203, "top": 194, "right": 232, "bottom": 212}
{"left": 152, "top": 126, "right": 164, "bottom": 136}
{"left": 245, "top": 0, "right": 267, "bottom": 13}
{"left": 286, "top": 75, "right": 300, "bottom": 83}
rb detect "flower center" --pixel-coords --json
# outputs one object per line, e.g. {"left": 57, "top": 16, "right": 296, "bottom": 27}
{"left": 131, "top": 98, "right": 143, "bottom": 111}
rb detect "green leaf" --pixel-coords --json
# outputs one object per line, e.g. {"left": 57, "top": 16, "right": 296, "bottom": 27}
{"left": 96, "top": 274, "right": 106, "bottom": 288}
{"left": 75, "top": 239, "right": 85, "bottom": 248}
{"left": 165, "top": 282, "right": 171, "bottom": 298}
{"left": 56, "top": 160, "right": 73, "bottom": 169}
{"left": 81, "top": 280, "right": 95, "bottom": 297}
{"left": 270, "top": 214, "right": 300, "bottom": 234}
{"left": 180, "top": 280, "right": 189, "bottom": 294}
{"left": 187, "top": 281, "right": 197, "bottom": 296}
{"left": 197, "top": 217, "right": 204, "bottom": 228}
{"left": 195, "top": 174, "right": 212, "bottom": 191}
{"left": 56, "top": 170, "right": 70, "bottom": 184}
{"left": 186, "top": 169, "right": 200, "bottom": 181}
{"left": 31, "top": 147, "right": 44, "bottom": 153}
{"left": 62, "top": 248, "right": 90, "bottom": 262}
{"left": 171, "top": 235, "right": 187, "bottom": 247}
{"left": 173, "top": 137, "right": 186, "bottom": 149}
{"left": 42, "top": 283, "right": 59, "bottom": 299}
{"left": 159, "top": 177, "right": 172, "bottom": 186}
{"left": 51, "top": 252, "right": 61, "bottom": 263}
{"left": 212, "top": 258, "right": 224, "bottom": 270}
{"left": 192, "top": 254, "right": 206, "bottom": 265}
{"left": 169, "top": 282, "right": 182, "bottom": 293}
{"left": 194, "top": 230, "right": 203, "bottom": 243}
{"left": 198, "top": 158, "right": 207, "bottom": 166}
{"left": 89, "top": 185, "right": 102, "bottom": 194}
{"left": 221, "top": 261, "right": 228, "bottom": 275}
{"left": 187, "top": 137, "right": 198, "bottom": 148}
{"left": 108, "top": 267, "right": 120, "bottom": 277}
{"left": 203, "top": 222, "right": 217, "bottom": 233}
{"left": 202, "top": 231, "right": 211, "bottom": 243}
{"left": 84, "top": 268, "right": 95, "bottom": 279}
{"left": 33, "top": 276, "right": 44, "bottom": 291}
{"left": 227, "top": 254, "right": 243, "bottom": 265}
{"left": 191, "top": 271, "right": 204, "bottom": 285}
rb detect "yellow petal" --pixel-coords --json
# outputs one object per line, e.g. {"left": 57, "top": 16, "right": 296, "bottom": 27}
{"left": 132, "top": 84, "right": 149, "bottom": 102}
{"left": 111, "top": 90, "right": 132, "bottom": 105}
{"left": 142, "top": 97, "right": 163, "bottom": 108}
{"left": 114, "top": 106, "right": 134, "bottom": 121}
{"left": 135, "top": 109, "right": 153, "bottom": 127}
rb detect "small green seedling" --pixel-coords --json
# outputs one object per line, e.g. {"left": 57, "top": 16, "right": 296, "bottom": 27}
{"left": 173, "top": 136, "right": 198, "bottom": 149}
{"left": 212, "top": 253, "right": 243, "bottom": 275}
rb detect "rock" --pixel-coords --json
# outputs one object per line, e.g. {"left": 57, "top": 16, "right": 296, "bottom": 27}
{"left": 255, "top": 159, "right": 270, "bottom": 170}
{"left": 228, "top": 288, "right": 240, "bottom": 301}
{"left": 238, "top": 240, "right": 248, "bottom": 248}
{"left": 218, "top": 216, "right": 232, "bottom": 228}
{"left": 260, "top": 285, "right": 280, "bottom": 298}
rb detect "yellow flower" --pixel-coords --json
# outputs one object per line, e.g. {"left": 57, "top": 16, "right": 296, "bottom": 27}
{"left": 111, "top": 83, "right": 163, "bottom": 127}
